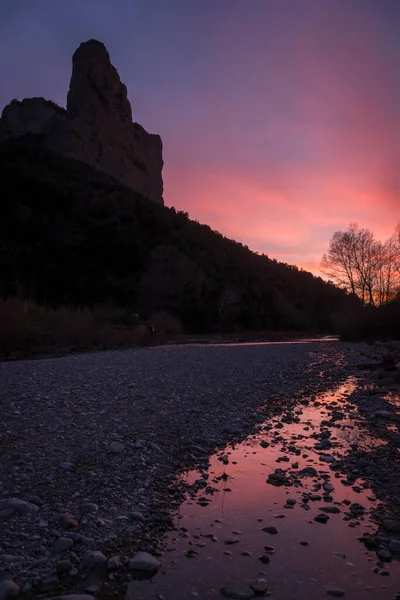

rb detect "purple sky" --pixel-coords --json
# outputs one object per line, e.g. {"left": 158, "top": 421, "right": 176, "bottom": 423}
{"left": 1, "top": 0, "right": 400, "bottom": 274}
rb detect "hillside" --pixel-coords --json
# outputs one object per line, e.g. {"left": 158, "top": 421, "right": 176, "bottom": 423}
{"left": 0, "top": 142, "right": 355, "bottom": 333}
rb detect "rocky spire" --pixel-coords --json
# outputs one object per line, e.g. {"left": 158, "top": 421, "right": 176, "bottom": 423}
{"left": 0, "top": 39, "right": 164, "bottom": 204}
{"left": 67, "top": 40, "right": 132, "bottom": 123}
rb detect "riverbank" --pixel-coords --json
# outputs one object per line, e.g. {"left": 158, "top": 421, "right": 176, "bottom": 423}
{"left": 0, "top": 341, "right": 398, "bottom": 599}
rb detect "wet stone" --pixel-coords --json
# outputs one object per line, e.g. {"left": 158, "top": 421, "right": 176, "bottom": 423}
{"left": 299, "top": 467, "right": 318, "bottom": 477}
{"left": 220, "top": 587, "right": 254, "bottom": 599}
{"left": 321, "top": 506, "right": 341, "bottom": 514}
{"left": 128, "top": 551, "right": 161, "bottom": 572}
{"left": 261, "top": 526, "right": 278, "bottom": 535}
{"left": 377, "top": 548, "right": 392, "bottom": 560}
{"left": 45, "top": 596, "right": 95, "bottom": 600}
{"left": 327, "top": 588, "right": 345, "bottom": 597}
{"left": 314, "top": 514, "right": 329, "bottom": 524}
{"left": 389, "top": 538, "right": 400, "bottom": 553}
{"left": 250, "top": 578, "right": 268, "bottom": 594}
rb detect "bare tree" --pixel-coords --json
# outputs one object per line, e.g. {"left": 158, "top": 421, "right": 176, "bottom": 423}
{"left": 321, "top": 223, "right": 400, "bottom": 306}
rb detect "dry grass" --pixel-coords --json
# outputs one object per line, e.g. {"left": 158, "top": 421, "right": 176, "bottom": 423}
{"left": 0, "top": 299, "right": 165, "bottom": 359}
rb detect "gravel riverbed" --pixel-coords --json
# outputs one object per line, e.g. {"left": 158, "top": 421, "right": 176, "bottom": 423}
{"left": 0, "top": 341, "right": 395, "bottom": 598}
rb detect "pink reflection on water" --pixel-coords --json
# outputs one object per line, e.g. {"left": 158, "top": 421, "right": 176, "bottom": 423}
{"left": 128, "top": 377, "right": 399, "bottom": 600}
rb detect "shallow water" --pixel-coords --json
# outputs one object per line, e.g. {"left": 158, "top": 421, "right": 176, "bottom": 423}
{"left": 128, "top": 377, "right": 400, "bottom": 600}
{"left": 165, "top": 336, "right": 339, "bottom": 349}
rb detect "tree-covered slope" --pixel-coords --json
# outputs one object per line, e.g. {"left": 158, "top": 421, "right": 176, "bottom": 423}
{"left": 0, "top": 142, "right": 354, "bottom": 332}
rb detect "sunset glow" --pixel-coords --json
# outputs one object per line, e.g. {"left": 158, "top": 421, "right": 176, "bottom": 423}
{"left": 1, "top": 0, "right": 399, "bottom": 274}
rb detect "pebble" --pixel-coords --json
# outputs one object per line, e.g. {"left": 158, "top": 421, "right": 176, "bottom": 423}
{"left": 55, "top": 537, "right": 74, "bottom": 552}
{"left": 109, "top": 441, "right": 125, "bottom": 453}
{"left": 0, "top": 498, "right": 39, "bottom": 514}
{"left": 220, "top": 587, "right": 254, "bottom": 599}
{"left": 107, "top": 555, "right": 121, "bottom": 570}
{"left": 327, "top": 588, "right": 345, "bottom": 597}
{"left": 321, "top": 506, "right": 341, "bottom": 514}
{"left": 314, "top": 514, "right": 329, "bottom": 524}
{"left": 128, "top": 551, "right": 161, "bottom": 572}
{"left": 80, "top": 502, "right": 99, "bottom": 514}
{"left": 250, "top": 578, "right": 268, "bottom": 594}
{"left": 261, "top": 526, "right": 278, "bottom": 535}
{"left": 0, "top": 581, "right": 20, "bottom": 600}
{"left": 80, "top": 550, "right": 107, "bottom": 571}
{"left": 377, "top": 548, "right": 392, "bottom": 560}
{"left": 56, "top": 559, "right": 72, "bottom": 572}
{"left": 389, "top": 538, "right": 400, "bottom": 553}
{"left": 46, "top": 596, "right": 95, "bottom": 600}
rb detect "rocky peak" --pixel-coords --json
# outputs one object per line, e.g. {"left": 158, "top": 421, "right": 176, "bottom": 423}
{"left": 67, "top": 40, "right": 132, "bottom": 123}
{"left": 0, "top": 40, "right": 164, "bottom": 204}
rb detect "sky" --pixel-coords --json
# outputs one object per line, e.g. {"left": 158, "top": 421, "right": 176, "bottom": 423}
{"left": 1, "top": 0, "right": 400, "bottom": 275}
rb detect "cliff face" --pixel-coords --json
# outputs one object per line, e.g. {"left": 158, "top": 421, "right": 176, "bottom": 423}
{"left": 0, "top": 40, "right": 164, "bottom": 204}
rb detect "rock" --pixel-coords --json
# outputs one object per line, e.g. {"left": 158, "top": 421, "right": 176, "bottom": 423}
{"left": 321, "top": 506, "right": 341, "bottom": 514}
{"left": 61, "top": 512, "right": 79, "bottom": 529}
{"left": 308, "top": 494, "right": 321, "bottom": 501}
{"left": 260, "top": 441, "right": 269, "bottom": 448}
{"left": 225, "top": 537, "right": 242, "bottom": 544}
{"left": 267, "top": 470, "right": 288, "bottom": 486}
{"left": 327, "top": 589, "right": 345, "bottom": 597}
{"left": 128, "top": 551, "right": 160, "bottom": 573}
{"left": 55, "top": 537, "right": 73, "bottom": 552}
{"left": 60, "top": 461, "right": 74, "bottom": 470}
{"left": 130, "top": 511, "right": 145, "bottom": 522}
{"left": 0, "top": 580, "right": 20, "bottom": 600}
{"left": 349, "top": 503, "right": 365, "bottom": 515}
{"left": 80, "top": 502, "right": 99, "bottom": 514}
{"left": 258, "top": 555, "right": 270, "bottom": 564}
{"left": 389, "top": 538, "right": 400, "bottom": 553}
{"left": 109, "top": 441, "right": 125, "bottom": 453}
{"left": 220, "top": 587, "right": 254, "bottom": 599}
{"left": 0, "top": 497, "right": 39, "bottom": 514}
{"left": 323, "top": 483, "right": 335, "bottom": 493}
{"left": 299, "top": 467, "right": 318, "bottom": 477}
{"left": 299, "top": 541, "right": 309, "bottom": 546}
{"left": 85, "top": 586, "right": 98, "bottom": 594}
{"left": 107, "top": 555, "right": 121, "bottom": 570}
{"left": 45, "top": 596, "right": 95, "bottom": 600}
{"left": 374, "top": 410, "right": 396, "bottom": 419}
{"left": 37, "top": 575, "right": 60, "bottom": 592}
{"left": 0, "top": 555, "right": 24, "bottom": 563}
{"left": 320, "top": 454, "right": 335, "bottom": 463}
{"left": 314, "top": 514, "right": 329, "bottom": 524}
{"left": 80, "top": 550, "right": 107, "bottom": 571}
{"left": 377, "top": 547, "right": 392, "bottom": 560}
{"left": 56, "top": 559, "right": 72, "bottom": 572}
{"left": 250, "top": 578, "right": 268, "bottom": 594}
{"left": 286, "top": 498, "right": 296, "bottom": 506}
{"left": 261, "top": 526, "right": 278, "bottom": 534}
{"left": 382, "top": 519, "right": 400, "bottom": 534}
{"left": 0, "top": 40, "right": 164, "bottom": 204}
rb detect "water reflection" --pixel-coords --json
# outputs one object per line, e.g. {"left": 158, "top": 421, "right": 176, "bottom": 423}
{"left": 127, "top": 377, "right": 399, "bottom": 600}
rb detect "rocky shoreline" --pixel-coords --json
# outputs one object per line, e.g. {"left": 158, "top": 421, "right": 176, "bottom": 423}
{"left": 0, "top": 341, "right": 398, "bottom": 599}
